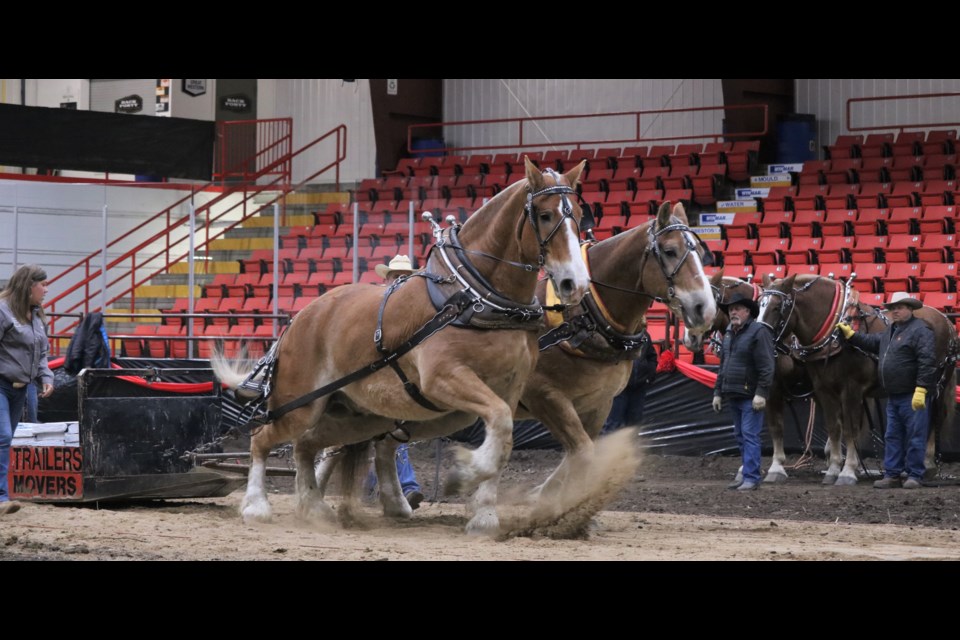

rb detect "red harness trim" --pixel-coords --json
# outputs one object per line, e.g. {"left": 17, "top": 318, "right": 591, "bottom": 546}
{"left": 810, "top": 279, "right": 843, "bottom": 344}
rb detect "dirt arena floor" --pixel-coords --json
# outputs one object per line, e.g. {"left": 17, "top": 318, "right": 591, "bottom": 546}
{"left": 2, "top": 430, "right": 960, "bottom": 561}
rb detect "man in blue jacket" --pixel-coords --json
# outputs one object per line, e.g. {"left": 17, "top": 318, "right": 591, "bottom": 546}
{"left": 713, "top": 293, "right": 775, "bottom": 491}
{"left": 837, "top": 292, "right": 936, "bottom": 489}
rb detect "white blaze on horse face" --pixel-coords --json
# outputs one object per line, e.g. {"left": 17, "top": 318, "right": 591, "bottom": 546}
{"left": 544, "top": 208, "right": 589, "bottom": 305}
{"left": 672, "top": 230, "right": 717, "bottom": 335}
{"left": 757, "top": 294, "right": 774, "bottom": 327}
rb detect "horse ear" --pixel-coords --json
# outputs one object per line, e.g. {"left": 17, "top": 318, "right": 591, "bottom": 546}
{"left": 655, "top": 201, "right": 672, "bottom": 228}
{"left": 709, "top": 269, "right": 724, "bottom": 288}
{"left": 761, "top": 273, "right": 773, "bottom": 288}
{"left": 783, "top": 274, "right": 797, "bottom": 290}
{"left": 524, "top": 156, "right": 544, "bottom": 191}
{"left": 563, "top": 159, "right": 587, "bottom": 188}
{"left": 670, "top": 201, "right": 689, "bottom": 225}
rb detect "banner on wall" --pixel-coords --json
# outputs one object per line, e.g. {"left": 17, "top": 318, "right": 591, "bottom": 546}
{"left": 156, "top": 78, "right": 171, "bottom": 116}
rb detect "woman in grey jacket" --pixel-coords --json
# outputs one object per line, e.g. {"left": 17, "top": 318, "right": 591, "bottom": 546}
{"left": 0, "top": 265, "right": 54, "bottom": 515}
{"left": 837, "top": 292, "right": 936, "bottom": 489}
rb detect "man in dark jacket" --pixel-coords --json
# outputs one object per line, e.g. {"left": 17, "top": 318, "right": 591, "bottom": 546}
{"left": 713, "top": 293, "right": 775, "bottom": 491}
{"left": 837, "top": 292, "right": 936, "bottom": 489}
{"left": 601, "top": 331, "right": 659, "bottom": 433}
{"left": 64, "top": 312, "right": 110, "bottom": 376}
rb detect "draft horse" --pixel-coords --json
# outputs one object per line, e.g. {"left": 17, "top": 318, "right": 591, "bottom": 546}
{"left": 319, "top": 201, "right": 718, "bottom": 518}
{"left": 512, "top": 201, "right": 717, "bottom": 506}
{"left": 757, "top": 273, "right": 958, "bottom": 484}
{"left": 214, "top": 158, "right": 591, "bottom": 534}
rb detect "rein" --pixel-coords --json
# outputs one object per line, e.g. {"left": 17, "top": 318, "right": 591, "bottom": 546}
{"left": 759, "top": 276, "right": 853, "bottom": 361}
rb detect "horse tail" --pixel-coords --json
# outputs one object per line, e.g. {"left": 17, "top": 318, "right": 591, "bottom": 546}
{"left": 210, "top": 351, "right": 263, "bottom": 401}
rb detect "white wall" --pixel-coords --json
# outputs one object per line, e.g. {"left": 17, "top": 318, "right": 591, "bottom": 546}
{"left": 29, "top": 79, "right": 90, "bottom": 109}
{"left": 258, "top": 78, "right": 376, "bottom": 185}
{"left": 171, "top": 79, "right": 216, "bottom": 120}
{"left": 442, "top": 79, "right": 725, "bottom": 151}
{"left": 0, "top": 179, "right": 244, "bottom": 311}
{"left": 796, "top": 79, "right": 960, "bottom": 158}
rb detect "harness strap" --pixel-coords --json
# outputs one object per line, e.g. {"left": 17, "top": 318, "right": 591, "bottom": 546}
{"left": 374, "top": 275, "right": 447, "bottom": 412}
{"left": 263, "top": 293, "right": 469, "bottom": 423}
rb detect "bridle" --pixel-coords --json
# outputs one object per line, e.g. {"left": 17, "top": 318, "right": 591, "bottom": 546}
{"left": 758, "top": 276, "right": 852, "bottom": 360}
{"left": 590, "top": 217, "right": 708, "bottom": 309}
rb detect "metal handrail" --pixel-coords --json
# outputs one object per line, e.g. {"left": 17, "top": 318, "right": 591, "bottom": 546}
{"left": 406, "top": 104, "right": 769, "bottom": 155}
{"left": 44, "top": 123, "right": 347, "bottom": 337}
{"left": 846, "top": 92, "right": 960, "bottom": 133}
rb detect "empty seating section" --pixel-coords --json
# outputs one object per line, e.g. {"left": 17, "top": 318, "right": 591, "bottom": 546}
{"left": 714, "top": 128, "right": 959, "bottom": 313}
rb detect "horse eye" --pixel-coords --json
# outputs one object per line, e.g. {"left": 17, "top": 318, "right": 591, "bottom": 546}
{"left": 539, "top": 212, "right": 552, "bottom": 222}
{"left": 664, "top": 248, "right": 677, "bottom": 258}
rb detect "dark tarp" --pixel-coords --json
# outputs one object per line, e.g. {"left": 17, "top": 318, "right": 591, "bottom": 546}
{"left": 39, "top": 359, "right": 958, "bottom": 461}
{"left": 0, "top": 103, "right": 214, "bottom": 180}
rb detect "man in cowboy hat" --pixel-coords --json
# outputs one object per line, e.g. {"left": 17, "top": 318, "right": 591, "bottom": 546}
{"left": 374, "top": 254, "right": 415, "bottom": 282}
{"left": 364, "top": 254, "right": 425, "bottom": 509}
{"left": 836, "top": 291, "right": 936, "bottom": 489}
{"left": 712, "top": 292, "right": 775, "bottom": 491}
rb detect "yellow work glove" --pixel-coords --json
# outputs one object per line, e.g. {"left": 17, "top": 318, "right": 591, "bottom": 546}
{"left": 712, "top": 396, "right": 723, "bottom": 413}
{"left": 912, "top": 387, "right": 927, "bottom": 411}
{"left": 836, "top": 321, "right": 854, "bottom": 339}
{"left": 752, "top": 394, "right": 766, "bottom": 411}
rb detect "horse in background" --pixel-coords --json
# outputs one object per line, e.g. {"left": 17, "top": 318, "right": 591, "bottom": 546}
{"left": 758, "top": 273, "right": 958, "bottom": 484}
{"left": 214, "top": 158, "right": 591, "bottom": 534}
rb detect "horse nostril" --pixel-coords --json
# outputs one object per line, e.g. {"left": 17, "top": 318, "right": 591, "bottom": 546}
{"left": 695, "top": 303, "right": 704, "bottom": 322}
{"left": 560, "top": 279, "right": 574, "bottom": 298}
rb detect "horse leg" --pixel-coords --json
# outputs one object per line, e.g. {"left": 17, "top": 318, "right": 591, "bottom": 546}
{"left": 314, "top": 447, "right": 343, "bottom": 497}
{"left": 835, "top": 393, "right": 863, "bottom": 486}
{"left": 332, "top": 442, "right": 372, "bottom": 528}
{"left": 763, "top": 387, "right": 789, "bottom": 483}
{"left": 524, "top": 391, "right": 598, "bottom": 508}
{"left": 815, "top": 391, "right": 845, "bottom": 484}
{"left": 374, "top": 438, "right": 413, "bottom": 519}
{"left": 421, "top": 371, "right": 519, "bottom": 535}
{"left": 240, "top": 424, "right": 283, "bottom": 523}
{"left": 293, "top": 435, "right": 337, "bottom": 525}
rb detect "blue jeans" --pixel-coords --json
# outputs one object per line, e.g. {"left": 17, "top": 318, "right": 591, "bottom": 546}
{"left": 365, "top": 443, "right": 421, "bottom": 496}
{"left": 883, "top": 393, "right": 929, "bottom": 481}
{"left": 23, "top": 382, "right": 38, "bottom": 423}
{"left": 601, "top": 388, "right": 647, "bottom": 434}
{"left": 729, "top": 396, "right": 764, "bottom": 485}
{"left": 0, "top": 379, "right": 28, "bottom": 503}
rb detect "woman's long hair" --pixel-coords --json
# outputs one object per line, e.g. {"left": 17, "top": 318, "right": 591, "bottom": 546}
{"left": 0, "top": 265, "right": 47, "bottom": 325}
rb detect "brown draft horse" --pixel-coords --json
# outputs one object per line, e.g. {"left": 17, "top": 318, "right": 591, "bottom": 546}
{"left": 510, "top": 201, "right": 717, "bottom": 506}
{"left": 319, "top": 201, "right": 718, "bottom": 519}
{"left": 758, "top": 273, "right": 958, "bottom": 484}
{"left": 214, "top": 158, "right": 591, "bottom": 534}
{"left": 689, "top": 271, "right": 813, "bottom": 484}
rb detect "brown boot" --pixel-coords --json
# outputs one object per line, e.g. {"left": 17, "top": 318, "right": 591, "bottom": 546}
{"left": 873, "top": 476, "right": 902, "bottom": 489}
{"left": 0, "top": 501, "right": 21, "bottom": 515}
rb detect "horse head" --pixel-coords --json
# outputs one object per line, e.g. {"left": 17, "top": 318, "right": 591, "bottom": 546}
{"left": 684, "top": 269, "right": 726, "bottom": 352}
{"left": 757, "top": 272, "right": 802, "bottom": 346}
{"left": 642, "top": 201, "right": 717, "bottom": 347}
{"left": 521, "top": 157, "right": 591, "bottom": 305}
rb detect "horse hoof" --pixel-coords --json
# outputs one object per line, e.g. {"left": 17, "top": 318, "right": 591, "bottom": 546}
{"left": 240, "top": 501, "right": 272, "bottom": 524}
{"left": 833, "top": 475, "right": 858, "bottom": 487}
{"left": 822, "top": 474, "right": 838, "bottom": 485}
{"left": 763, "top": 472, "right": 788, "bottom": 484}
{"left": 465, "top": 509, "right": 500, "bottom": 536}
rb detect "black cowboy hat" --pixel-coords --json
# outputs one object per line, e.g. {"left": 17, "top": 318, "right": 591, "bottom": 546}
{"left": 718, "top": 292, "right": 759, "bottom": 318}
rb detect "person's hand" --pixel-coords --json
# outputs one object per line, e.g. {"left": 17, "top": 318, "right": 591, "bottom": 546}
{"left": 836, "top": 321, "right": 854, "bottom": 339}
{"left": 712, "top": 396, "right": 722, "bottom": 413}
{"left": 752, "top": 394, "right": 766, "bottom": 411}
{"left": 40, "top": 383, "right": 54, "bottom": 398}
{"left": 912, "top": 387, "right": 927, "bottom": 411}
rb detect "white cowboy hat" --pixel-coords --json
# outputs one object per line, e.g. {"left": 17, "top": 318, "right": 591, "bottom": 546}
{"left": 883, "top": 291, "right": 922, "bottom": 310}
{"left": 374, "top": 254, "right": 415, "bottom": 279}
